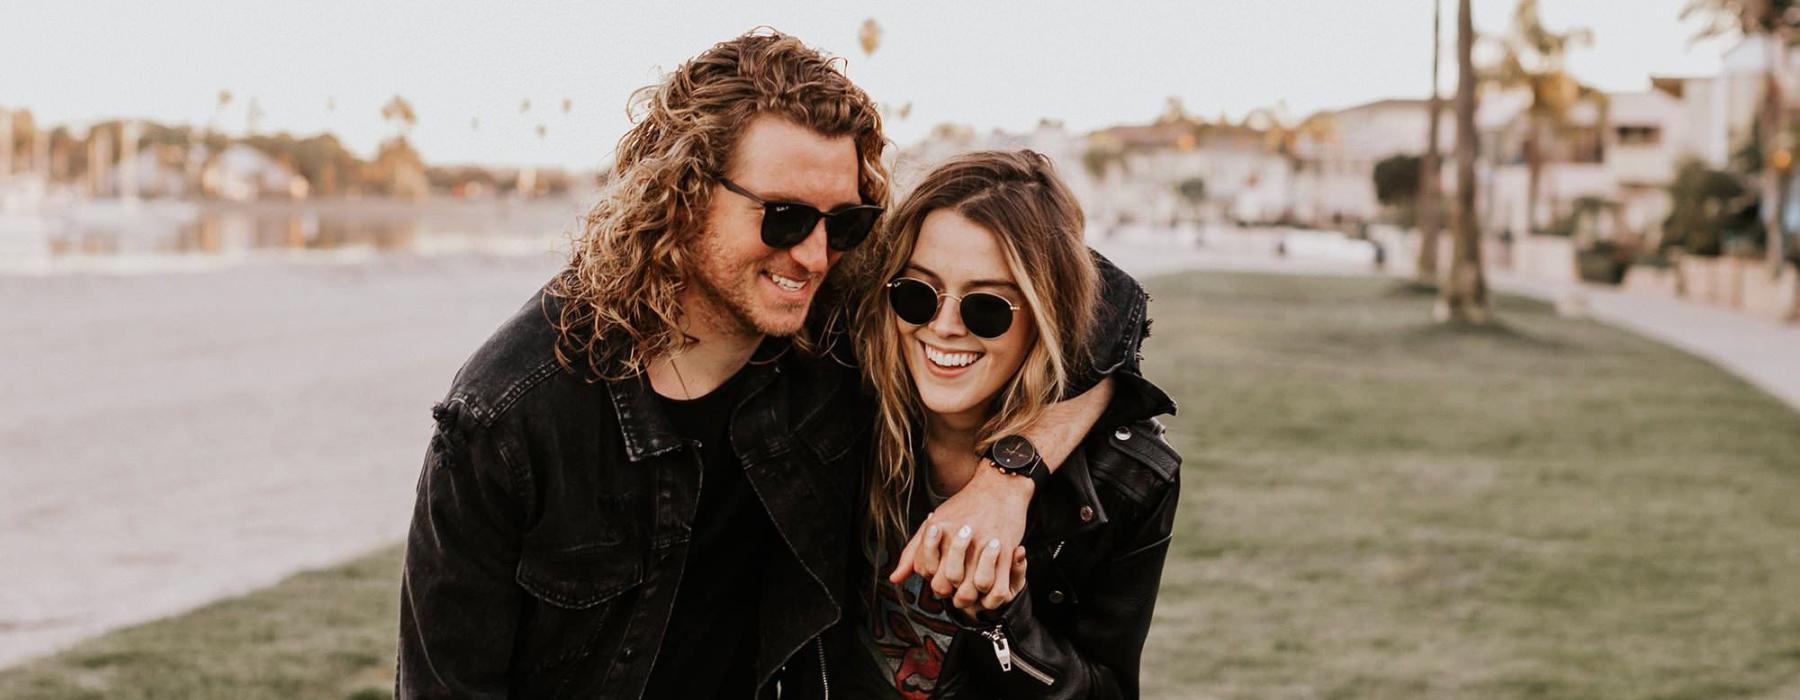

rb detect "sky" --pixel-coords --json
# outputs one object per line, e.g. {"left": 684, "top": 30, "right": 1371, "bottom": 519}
{"left": 0, "top": 0, "right": 1740, "bottom": 170}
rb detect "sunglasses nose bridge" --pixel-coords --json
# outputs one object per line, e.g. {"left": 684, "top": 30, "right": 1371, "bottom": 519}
{"left": 787, "top": 217, "right": 832, "bottom": 270}
{"left": 926, "top": 291, "right": 970, "bottom": 337}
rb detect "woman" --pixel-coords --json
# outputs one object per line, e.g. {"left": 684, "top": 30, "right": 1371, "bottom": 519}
{"left": 822, "top": 150, "right": 1181, "bottom": 699}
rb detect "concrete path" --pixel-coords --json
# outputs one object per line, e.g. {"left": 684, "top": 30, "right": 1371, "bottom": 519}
{"left": 1488, "top": 272, "right": 1800, "bottom": 412}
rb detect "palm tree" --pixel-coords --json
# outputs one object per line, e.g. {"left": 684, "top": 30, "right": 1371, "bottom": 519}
{"left": 1418, "top": 0, "right": 1446, "bottom": 285}
{"left": 1488, "top": 0, "right": 1607, "bottom": 239}
{"left": 1683, "top": 0, "right": 1798, "bottom": 269}
{"left": 381, "top": 95, "right": 417, "bottom": 141}
{"left": 1442, "top": 0, "right": 1491, "bottom": 324}
{"left": 859, "top": 18, "right": 882, "bottom": 56}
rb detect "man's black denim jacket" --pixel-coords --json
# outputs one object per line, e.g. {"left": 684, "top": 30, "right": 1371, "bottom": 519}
{"left": 395, "top": 253, "right": 1164, "bottom": 699}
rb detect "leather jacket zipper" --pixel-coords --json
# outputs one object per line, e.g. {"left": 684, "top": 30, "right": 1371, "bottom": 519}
{"left": 815, "top": 637, "right": 830, "bottom": 699}
{"left": 980, "top": 625, "right": 1054, "bottom": 686}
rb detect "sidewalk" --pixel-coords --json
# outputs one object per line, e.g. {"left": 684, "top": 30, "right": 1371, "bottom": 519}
{"left": 1092, "top": 237, "right": 1800, "bottom": 414}
{"left": 1489, "top": 271, "right": 1800, "bottom": 412}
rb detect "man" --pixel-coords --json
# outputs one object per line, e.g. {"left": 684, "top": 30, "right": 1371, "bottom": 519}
{"left": 397, "top": 30, "right": 1152, "bottom": 698}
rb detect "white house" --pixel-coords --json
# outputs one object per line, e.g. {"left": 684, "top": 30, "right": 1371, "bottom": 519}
{"left": 201, "top": 145, "right": 306, "bottom": 201}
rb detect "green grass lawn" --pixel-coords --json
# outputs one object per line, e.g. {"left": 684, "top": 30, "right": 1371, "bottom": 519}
{"left": 5, "top": 271, "right": 1799, "bottom": 699}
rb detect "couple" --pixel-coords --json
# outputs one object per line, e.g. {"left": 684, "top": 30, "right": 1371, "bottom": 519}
{"left": 397, "top": 29, "right": 1178, "bottom": 699}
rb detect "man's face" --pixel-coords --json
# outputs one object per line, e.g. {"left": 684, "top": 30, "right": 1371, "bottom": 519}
{"left": 690, "top": 113, "right": 862, "bottom": 339}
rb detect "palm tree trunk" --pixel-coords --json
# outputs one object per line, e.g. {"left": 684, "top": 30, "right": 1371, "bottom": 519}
{"left": 1441, "top": 0, "right": 1490, "bottom": 324}
{"left": 1417, "top": 0, "right": 1444, "bottom": 285}
{"left": 1526, "top": 125, "right": 1542, "bottom": 236}
{"left": 1763, "top": 29, "right": 1790, "bottom": 269}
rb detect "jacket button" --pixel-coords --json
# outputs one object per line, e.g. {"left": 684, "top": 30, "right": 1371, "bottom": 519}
{"left": 622, "top": 647, "right": 635, "bottom": 659}
{"left": 1079, "top": 505, "right": 1094, "bottom": 522}
{"left": 1113, "top": 426, "right": 1132, "bottom": 441}
{"left": 1049, "top": 590, "right": 1065, "bottom": 604}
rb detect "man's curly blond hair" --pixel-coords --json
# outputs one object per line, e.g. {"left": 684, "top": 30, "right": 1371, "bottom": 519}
{"left": 548, "top": 29, "right": 890, "bottom": 380}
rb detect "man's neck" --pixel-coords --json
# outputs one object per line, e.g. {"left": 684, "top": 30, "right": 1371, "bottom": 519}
{"left": 646, "top": 293, "right": 764, "bottom": 400}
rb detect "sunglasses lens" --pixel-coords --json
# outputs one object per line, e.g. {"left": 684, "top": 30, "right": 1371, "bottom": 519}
{"left": 760, "top": 203, "right": 821, "bottom": 249}
{"left": 887, "top": 279, "right": 939, "bottom": 325}
{"left": 961, "top": 294, "right": 1015, "bottom": 338}
{"left": 825, "top": 208, "right": 881, "bottom": 251}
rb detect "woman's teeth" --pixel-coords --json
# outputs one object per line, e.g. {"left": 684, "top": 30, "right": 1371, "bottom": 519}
{"left": 925, "top": 344, "right": 981, "bottom": 368}
{"left": 770, "top": 273, "right": 807, "bottom": 292}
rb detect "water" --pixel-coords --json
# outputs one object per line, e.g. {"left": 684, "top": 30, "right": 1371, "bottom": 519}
{"left": 0, "top": 196, "right": 591, "bottom": 273}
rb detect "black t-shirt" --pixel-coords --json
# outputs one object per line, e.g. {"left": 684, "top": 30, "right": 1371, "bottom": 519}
{"left": 641, "top": 368, "right": 775, "bottom": 698}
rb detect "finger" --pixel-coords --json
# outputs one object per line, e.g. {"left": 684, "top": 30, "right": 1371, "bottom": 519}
{"left": 986, "top": 543, "right": 1015, "bottom": 608}
{"left": 932, "top": 524, "right": 973, "bottom": 597}
{"left": 888, "top": 525, "right": 925, "bottom": 584}
{"left": 953, "top": 571, "right": 981, "bottom": 609}
{"left": 1009, "top": 546, "right": 1029, "bottom": 592}
{"left": 971, "top": 538, "right": 1001, "bottom": 593}
{"left": 955, "top": 598, "right": 983, "bottom": 622}
{"left": 915, "top": 522, "right": 944, "bottom": 583}
{"left": 957, "top": 539, "right": 1001, "bottom": 608}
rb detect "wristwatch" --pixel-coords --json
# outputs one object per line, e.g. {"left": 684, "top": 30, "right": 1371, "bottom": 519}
{"left": 985, "top": 434, "right": 1051, "bottom": 490}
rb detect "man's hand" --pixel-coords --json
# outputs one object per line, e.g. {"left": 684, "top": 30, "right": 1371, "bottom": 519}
{"left": 888, "top": 463, "right": 1033, "bottom": 601}
{"left": 954, "top": 544, "right": 1027, "bottom": 621}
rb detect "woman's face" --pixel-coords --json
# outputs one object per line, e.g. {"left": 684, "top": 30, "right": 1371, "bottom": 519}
{"left": 898, "top": 209, "right": 1036, "bottom": 425}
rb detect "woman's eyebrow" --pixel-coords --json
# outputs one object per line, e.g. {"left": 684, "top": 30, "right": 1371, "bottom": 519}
{"left": 905, "top": 263, "right": 1019, "bottom": 292}
{"left": 903, "top": 262, "right": 940, "bottom": 279}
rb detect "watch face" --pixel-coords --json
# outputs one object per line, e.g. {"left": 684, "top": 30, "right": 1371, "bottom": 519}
{"left": 992, "top": 435, "right": 1037, "bottom": 471}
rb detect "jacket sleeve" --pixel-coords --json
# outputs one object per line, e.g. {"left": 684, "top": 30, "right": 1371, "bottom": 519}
{"left": 955, "top": 479, "right": 1180, "bottom": 699}
{"left": 1063, "top": 250, "right": 1176, "bottom": 422}
{"left": 396, "top": 400, "right": 527, "bottom": 699}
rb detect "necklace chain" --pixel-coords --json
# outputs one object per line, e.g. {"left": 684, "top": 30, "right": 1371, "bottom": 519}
{"left": 668, "top": 355, "right": 693, "bottom": 400}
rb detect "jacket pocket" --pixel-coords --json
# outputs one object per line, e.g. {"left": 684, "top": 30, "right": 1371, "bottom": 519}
{"left": 513, "top": 543, "right": 645, "bottom": 693}
{"left": 515, "top": 542, "right": 644, "bottom": 610}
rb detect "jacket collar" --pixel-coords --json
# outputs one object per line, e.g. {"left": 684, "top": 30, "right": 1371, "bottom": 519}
{"left": 604, "top": 336, "right": 792, "bottom": 463}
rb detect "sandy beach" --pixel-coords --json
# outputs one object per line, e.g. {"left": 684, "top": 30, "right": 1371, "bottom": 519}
{"left": 0, "top": 250, "right": 564, "bottom": 667}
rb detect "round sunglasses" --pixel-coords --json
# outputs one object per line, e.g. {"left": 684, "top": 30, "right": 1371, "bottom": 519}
{"left": 716, "top": 176, "right": 883, "bottom": 252}
{"left": 886, "top": 277, "right": 1020, "bottom": 339}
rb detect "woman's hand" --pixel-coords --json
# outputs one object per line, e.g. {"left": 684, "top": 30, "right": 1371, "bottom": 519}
{"left": 953, "top": 543, "right": 1027, "bottom": 621}
{"left": 890, "top": 464, "right": 1032, "bottom": 597}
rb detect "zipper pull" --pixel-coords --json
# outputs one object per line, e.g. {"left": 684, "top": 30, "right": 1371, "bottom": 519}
{"left": 981, "top": 626, "right": 1013, "bottom": 672}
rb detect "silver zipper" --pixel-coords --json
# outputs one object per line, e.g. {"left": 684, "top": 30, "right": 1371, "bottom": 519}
{"left": 1013, "top": 654, "right": 1055, "bottom": 686}
{"left": 980, "top": 625, "right": 1054, "bottom": 686}
{"left": 1051, "top": 541, "right": 1065, "bottom": 558}
{"left": 815, "top": 637, "right": 829, "bottom": 700}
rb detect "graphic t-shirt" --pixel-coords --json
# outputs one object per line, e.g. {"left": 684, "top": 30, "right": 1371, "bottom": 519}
{"left": 861, "top": 479, "right": 960, "bottom": 700}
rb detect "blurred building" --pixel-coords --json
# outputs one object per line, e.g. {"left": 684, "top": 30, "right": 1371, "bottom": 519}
{"left": 201, "top": 144, "right": 308, "bottom": 201}
{"left": 1289, "top": 98, "right": 1452, "bottom": 224}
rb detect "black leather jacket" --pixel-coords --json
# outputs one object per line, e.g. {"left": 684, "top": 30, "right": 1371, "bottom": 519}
{"left": 396, "top": 254, "right": 1156, "bottom": 699}
{"left": 786, "top": 400, "right": 1180, "bottom": 700}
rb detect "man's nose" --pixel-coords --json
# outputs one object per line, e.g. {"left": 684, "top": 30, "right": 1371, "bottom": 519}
{"left": 788, "top": 219, "right": 831, "bottom": 274}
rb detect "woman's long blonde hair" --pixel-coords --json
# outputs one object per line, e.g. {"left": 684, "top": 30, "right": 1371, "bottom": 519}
{"left": 853, "top": 150, "right": 1098, "bottom": 561}
{"left": 547, "top": 29, "right": 890, "bottom": 380}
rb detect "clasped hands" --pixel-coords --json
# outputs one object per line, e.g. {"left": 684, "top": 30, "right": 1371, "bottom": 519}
{"left": 887, "top": 461, "right": 1032, "bottom": 621}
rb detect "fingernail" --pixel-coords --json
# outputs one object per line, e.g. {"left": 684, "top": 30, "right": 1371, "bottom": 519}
{"left": 927, "top": 525, "right": 939, "bottom": 538}
{"left": 987, "top": 538, "right": 1000, "bottom": 549}
{"left": 956, "top": 525, "right": 972, "bottom": 539}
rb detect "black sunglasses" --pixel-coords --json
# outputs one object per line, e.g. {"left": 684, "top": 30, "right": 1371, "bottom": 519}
{"left": 715, "top": 177, "right": 883, "bottom": 252}
{"left": 886, "top": 277, "right": 1020, "bottom": 339}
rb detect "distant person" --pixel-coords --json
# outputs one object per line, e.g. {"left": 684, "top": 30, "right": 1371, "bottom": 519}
{"left": 395, "top": 30, "right": 1157, "bottom": 698}
{"left": 793, "top": 151, "right": 1180, "bottom": 699}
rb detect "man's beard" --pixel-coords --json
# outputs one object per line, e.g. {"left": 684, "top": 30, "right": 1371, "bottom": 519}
{"left": 690, "top": 251, "right": 808, "bottom": 339}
